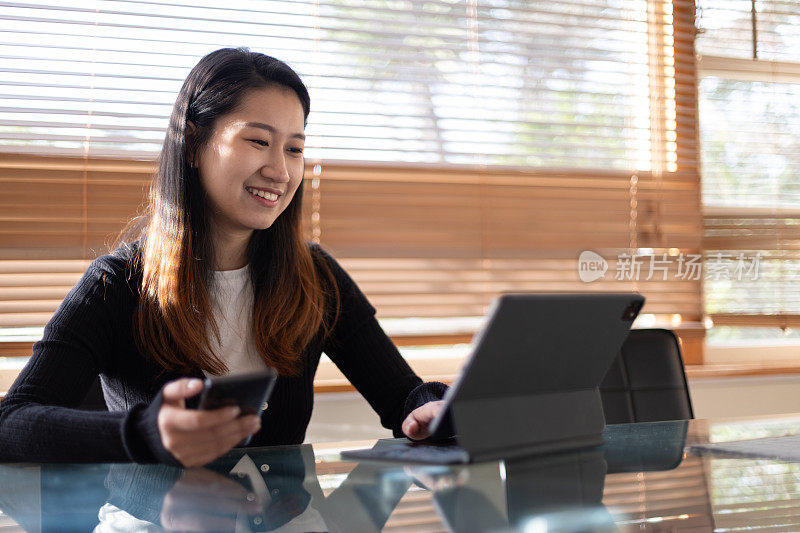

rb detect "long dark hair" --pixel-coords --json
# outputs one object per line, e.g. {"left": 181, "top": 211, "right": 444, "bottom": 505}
{"left": 121, "top": 48, "right": 336, "bottom": 376}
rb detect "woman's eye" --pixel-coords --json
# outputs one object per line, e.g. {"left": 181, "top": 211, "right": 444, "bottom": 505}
{"left": 288, "top": 147, "right": 304, "bottom": 154}
{"left": 249, "top": 139, "right": 268, "bottom": 147}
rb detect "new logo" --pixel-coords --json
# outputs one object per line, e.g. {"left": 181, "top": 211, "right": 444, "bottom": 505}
{"left": 578, "top": 251, "right": 607, "bottom": 283}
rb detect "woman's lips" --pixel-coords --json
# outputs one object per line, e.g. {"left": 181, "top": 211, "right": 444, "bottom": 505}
{"left": 245, "top": 186, "right": 280, "bottom": 207}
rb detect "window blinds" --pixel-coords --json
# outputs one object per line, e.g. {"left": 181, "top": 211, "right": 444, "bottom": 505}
{"left": 0, "top": 1, "right": 703, "bottom": 346}
{"left": 697, "top": 0, "right": 800, "bottom": 327}
{"left": 5, "top": 0, "right": 666, "bottom": 168}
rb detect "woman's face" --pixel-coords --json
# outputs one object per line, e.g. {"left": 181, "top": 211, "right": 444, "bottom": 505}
{"left": 194, "top": 85, "right": 305, "bottom": 242}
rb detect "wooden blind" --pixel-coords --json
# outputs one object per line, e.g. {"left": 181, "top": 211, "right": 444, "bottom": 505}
{"left": 0, "top": 1, "right": 704, "bottom": 355}
{"left": 317, "top": 163, "right": 702, "bottom": 321}
{"left": 0, "top": 156, "right": 703, "bottom": 329}
{"left": 2, "top": 0, "right": 692, "bottom": 169}
{"left": 0, "top": 153, "right": 150, "bottom": 329}
{"left": 316, "top": 0, "right": 704, "bottom": 327}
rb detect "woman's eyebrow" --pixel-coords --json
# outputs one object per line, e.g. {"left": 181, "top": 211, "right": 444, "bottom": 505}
{"left": 244, "top": 121, "right": 305, "bottom": 141}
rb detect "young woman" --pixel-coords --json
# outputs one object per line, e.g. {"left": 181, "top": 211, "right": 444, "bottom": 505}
{"left": 0, "top": 48, "right": 447, "bottom": 467}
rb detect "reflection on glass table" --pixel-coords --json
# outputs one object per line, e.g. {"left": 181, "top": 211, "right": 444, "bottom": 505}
{"left": 6, "top": 416, "right": 800, "bottom": 531}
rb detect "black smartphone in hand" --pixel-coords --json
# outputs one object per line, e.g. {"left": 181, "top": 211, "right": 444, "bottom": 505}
{"left": 197, "top": 369, "right": 278, "bottom": 446}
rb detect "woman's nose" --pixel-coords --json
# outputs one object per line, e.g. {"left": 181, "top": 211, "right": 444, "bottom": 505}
{"left": 260, "top": 152, "right": 290, "bottom": 182}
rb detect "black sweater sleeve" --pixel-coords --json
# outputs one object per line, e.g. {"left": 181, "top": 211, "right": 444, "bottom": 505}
{"left": 0, "top": 262, "right": 171, "bottom": 464}
{"left": 325, "top": 315, "right": 449, "bottom": 437}
{"left": 317, "top": 247, "right": 449, "bottom": 437}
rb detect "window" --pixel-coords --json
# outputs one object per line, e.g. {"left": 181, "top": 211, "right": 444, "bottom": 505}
{"left": 0, "top": 1, "right": 703, "bottom": 371}
{"left": 697, "top": 0, "right": 800, "bottom": 345}
{"left": 4, "top": 0, "right": 667, "bottom": 167}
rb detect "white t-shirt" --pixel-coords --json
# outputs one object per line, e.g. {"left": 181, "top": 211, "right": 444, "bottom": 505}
{"left": 206, "top": 265, "right": 270, "bottom": 377}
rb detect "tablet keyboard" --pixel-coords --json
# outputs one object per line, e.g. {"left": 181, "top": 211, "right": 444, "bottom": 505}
{"left": 691, "top": 435, "right": 800, "bottom": 461}
{"left": 340, "top": 442, "right": 470, "bottom": 464}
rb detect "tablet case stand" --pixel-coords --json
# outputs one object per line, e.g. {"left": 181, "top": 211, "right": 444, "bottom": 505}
{"left": 452, "top": 388, "right": 606, "bottom": 461}
{"left": 342, "top": 293, "right": 644, "bottom": 464}
{"left": 437, "top": 293, "right": 644, "bottom": 461}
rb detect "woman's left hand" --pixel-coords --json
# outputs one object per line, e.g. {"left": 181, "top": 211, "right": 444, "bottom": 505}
{"left": 401, "top": 400, "right": 444, "bottom": 440}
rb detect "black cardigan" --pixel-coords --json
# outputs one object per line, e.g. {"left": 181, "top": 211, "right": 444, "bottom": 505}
{"left": 0, "top": 242, "right": 447, "bottom": 464}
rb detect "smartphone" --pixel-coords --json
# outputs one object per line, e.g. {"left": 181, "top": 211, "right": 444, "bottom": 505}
{"left": 197, "top": 369, "right": 278, "bottom": 446}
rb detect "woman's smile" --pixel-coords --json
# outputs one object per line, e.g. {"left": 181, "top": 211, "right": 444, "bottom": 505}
{"left": 245, "top": 185, "right": 281, "bottom": 207}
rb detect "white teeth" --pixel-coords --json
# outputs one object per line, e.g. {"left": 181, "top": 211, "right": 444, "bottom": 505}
{"left": 246, "top": 187, "right": 278, "bottom": 201}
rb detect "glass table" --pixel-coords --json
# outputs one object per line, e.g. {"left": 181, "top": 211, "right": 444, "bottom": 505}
{"left": 3, "top": 415, "right": 800, "bottom": 532}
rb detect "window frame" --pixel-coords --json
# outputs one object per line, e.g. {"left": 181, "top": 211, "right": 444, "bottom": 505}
{"left": 698, "top": 45, "right": 800, "bottom": 360}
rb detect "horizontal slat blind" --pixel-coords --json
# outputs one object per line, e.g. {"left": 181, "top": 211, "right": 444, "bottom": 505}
{"left": 697, "top": 0, "right": 800, "bottom": 325}
{"left": 2, "top": 0, "right": 672, "bottom": 168}
{"left": 0, "top": 259, "right": 89, "bottom": 328}
{"left": 0, "top": 153, "right": 151, "bottom": 260}
{"left": 705, "top": 209, "right": 800, "bottom": 316}
{"left": 0, "top": 1, "right": 704, "bottom": 348}
{"left": 315, "top": 0, "right": 704, "bottom": 326}
{"left": 0, "top": 153, "right": 148, "bottom": 328}
{"left": 697, "top": 0, "right": 800, "bottom": 62}
{"left": 318, "top": 163, "right": 702, "bottom": 321}
{"left": 0, "top": 158, "right": 702, "bottom": 327}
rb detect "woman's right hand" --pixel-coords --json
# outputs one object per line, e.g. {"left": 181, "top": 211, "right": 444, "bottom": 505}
{"left": 157, "top": 378, "right": 261, "bottom": 467}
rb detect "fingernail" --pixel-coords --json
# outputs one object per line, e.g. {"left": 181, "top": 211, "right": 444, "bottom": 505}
{"left": 228, "top": 406, "right": 241, "bottom": 417}
{"left": 188, "top": 379, "right": 202, "bottom": 390}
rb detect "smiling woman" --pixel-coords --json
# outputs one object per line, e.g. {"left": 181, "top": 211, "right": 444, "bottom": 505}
{"left": 193, "top": 87, "right": 307, "bottom": 269}
{"left": 135, "top": 49, "right": 322, "bottom": 381}
{"left": 0, "top": 48, "right": 449, "bottom": 467}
